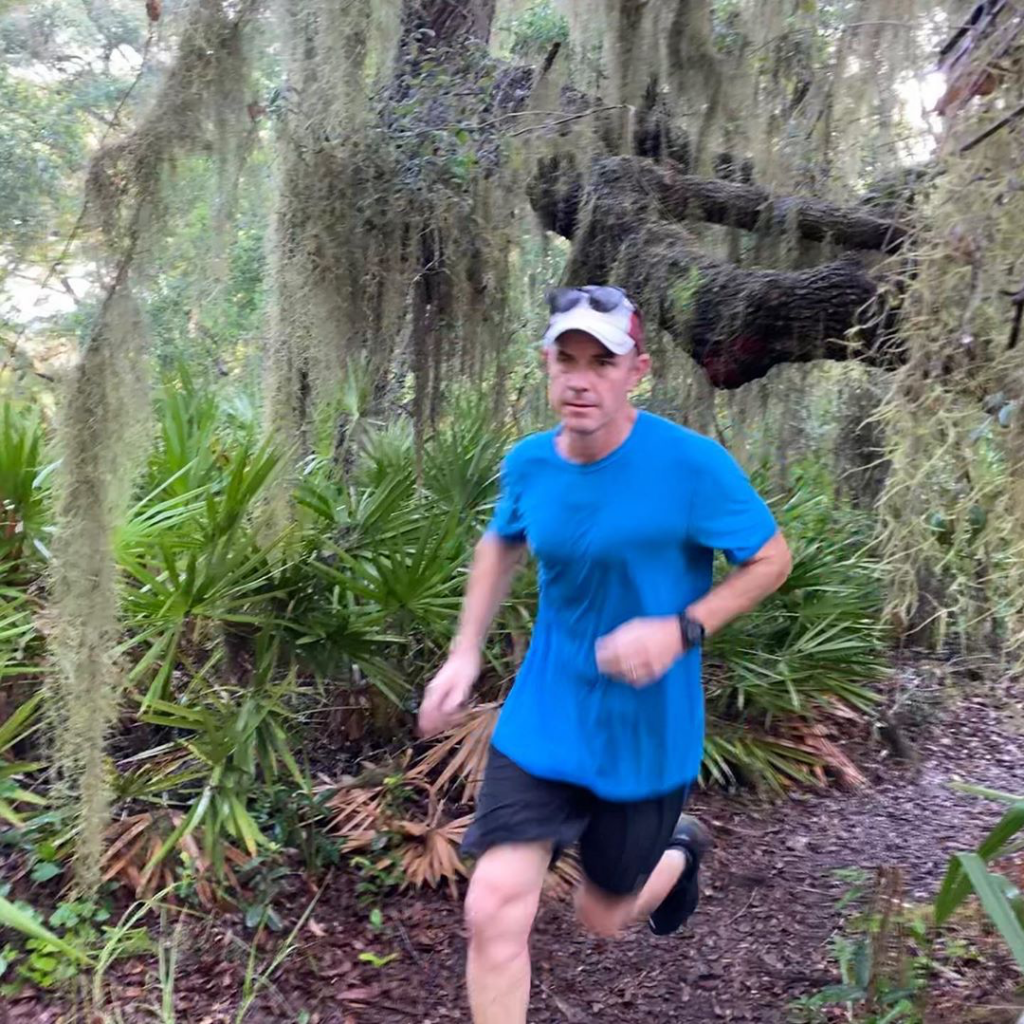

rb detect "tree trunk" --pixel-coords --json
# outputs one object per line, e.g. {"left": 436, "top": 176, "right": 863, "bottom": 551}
{"left": 405, "top": 0, "right": 497, "bottom": 44}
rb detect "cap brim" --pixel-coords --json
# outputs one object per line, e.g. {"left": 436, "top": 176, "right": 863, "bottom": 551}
{"left": 541, "top": 306, "right": 636, "bottom": 355}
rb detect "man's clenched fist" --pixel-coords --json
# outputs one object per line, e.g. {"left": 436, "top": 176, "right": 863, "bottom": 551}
{"left": 595, "top": 616, "right": 685, "bottom": 687}
{"left": 417, "top": 647, "right": 481, "bottom": 737}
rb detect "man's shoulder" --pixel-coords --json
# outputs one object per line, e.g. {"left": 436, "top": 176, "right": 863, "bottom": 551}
{"left": 639, "top": 412, "right": 735, "bottom": 464}
{"left": 502, "top": 428, "right": 556, "bottom": 471}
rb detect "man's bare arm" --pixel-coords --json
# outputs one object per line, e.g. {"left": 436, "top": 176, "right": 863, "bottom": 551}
{"left": 595, "top": 531, "right": 792, "bottom": 685}
{"left": 418, "top": 532, "right": 525, "bottom": 736}
{"left": 451, "top": 532, "right": 527, "bottom": 652}
{"left": 687, "top": 531, "right": 792, "bottom": 636}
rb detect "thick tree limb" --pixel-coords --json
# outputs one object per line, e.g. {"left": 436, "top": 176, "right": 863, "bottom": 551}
{"left": 652, "top": 170, "right": 908, "bottom": 252}
{"left": 526, "top": 155, "right": 902, "bottom": 388}
{"left": 533, "top": 155, "right": 909, "bottom": 252}
{"left": 610, "top": 224, "right": 897, "bottom": 388}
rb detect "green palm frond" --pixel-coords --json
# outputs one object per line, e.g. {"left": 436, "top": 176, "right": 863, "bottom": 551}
{"left": 119, "top": 435, "right": 292, "bottom": 705}
{"left": 0, "top": 688, "right": 45, "bottom": 825}
{"left": 0, "top": 400, "right": 53, "bottom": 578}
{"left": 0, "top": 589, "right": 43, "bottom": 684}
{"left": 148, "top": 382, "right": 223, "bottom": 497}
{"left": 352, "top": 419, "right": 416, "bottom": 494}
{"left": 935, "top": 793, "right": 1024, "bottom": 972}
{"left": 702, "top": 727, "right": 820, "bottom": 791}
{"left": 129, "top": 640, "right": 312, "bottom": 879}
{"left": 702, "top": 486, "right": 886, "bottom": 788}
{"left": 423, "top": 394, "right": 508, "bottom": 518}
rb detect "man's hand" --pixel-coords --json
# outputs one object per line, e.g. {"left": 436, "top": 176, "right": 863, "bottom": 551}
{"left": 595, "top": 616, "right": 685, "bottom": 687}
{"left": 417, "top": 647, "right": 482, "bottom": 737}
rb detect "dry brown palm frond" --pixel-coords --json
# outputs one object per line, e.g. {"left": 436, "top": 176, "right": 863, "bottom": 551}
{"left": 397, "top": 810, "right": 474, "bottom": 898}
{"left": 326, "top": 774, "right": 475, "bottom": 896}
{"left": 822, "top": 696, "right": 867, "bottom": 722}
{"left": 102, "top": 811, "right": 246, "bottom": 906}
{"left": 324, "top": 784, "right": 382, "bottom": 827}
{"left": 324, "top": 787, "right": 389, "bottom": 852}
{"left": 780, "top": 722, "right": 868, "bottom": 790}
{"left": 408, "top": 702, "right": 498, "bottom": 805}
{"left": 323, "top": 708, "right": 589, "bottom": 900}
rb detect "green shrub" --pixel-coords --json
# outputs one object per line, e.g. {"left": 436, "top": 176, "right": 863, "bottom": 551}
{"left": 705, "top": 486, "right": 886, "bottom": 788}
{"left": 934, "top": 784, "right": 1024, "bottom": 973}
{"left": 504, "top": 0, "right": 569, "bottom": 58}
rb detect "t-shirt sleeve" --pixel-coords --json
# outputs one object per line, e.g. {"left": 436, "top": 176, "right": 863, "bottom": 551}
{"left": 487, "top": 454, "right": 528, "bottom": 544}
{"left": 687, "top": 442, "right": 777, "bottom": 564}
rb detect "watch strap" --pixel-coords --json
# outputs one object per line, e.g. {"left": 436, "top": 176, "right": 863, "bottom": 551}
{"left": 677, "top": 613, "right": 705, "bottom": 651}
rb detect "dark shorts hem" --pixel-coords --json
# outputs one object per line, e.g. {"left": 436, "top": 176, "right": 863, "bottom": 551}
{"left": 460, "top": 824, "right": 574, "bottom": 861}
{"left": 462, "top": 746, "right": 690, "bottom": 897}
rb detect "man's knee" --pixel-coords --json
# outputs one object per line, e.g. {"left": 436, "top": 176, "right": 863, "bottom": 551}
{"left": 465, "top": 845, "right": 548, "bottom": 962}
{"left": 575, "top": 883, "right": 634, "bottom": 938}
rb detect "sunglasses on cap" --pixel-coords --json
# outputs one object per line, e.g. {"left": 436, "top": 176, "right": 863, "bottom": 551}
{"left": 545, "top": 285, "right": 630, "bottom": 315}
{"left": 542, "top": 284, "right": 645, "bottom": 355}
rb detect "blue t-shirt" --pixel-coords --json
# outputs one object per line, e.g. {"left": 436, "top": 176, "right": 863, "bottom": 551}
{"left": 488, "top": 410, "right": 777, "bottom": 801}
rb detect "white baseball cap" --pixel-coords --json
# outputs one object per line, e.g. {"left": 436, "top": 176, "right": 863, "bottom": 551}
{"left": 541, "top": 285, "right": 646, "bottom": 355}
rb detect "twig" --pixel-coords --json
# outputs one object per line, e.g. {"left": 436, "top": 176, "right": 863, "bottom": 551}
{"left": 0, "top": 337, "right": 55, "bottom": 383}
{"left": 727, "top": 892, "right": 757, "bottom": 924}
{"left": 395, "top": 921, "right": 421, "bottom": 965}
{"left": 958, "top": 101, "right": 1024, "bottom": 153}
{"left": 508, "top": 104, "right": 629, "bottom": 138}
{"left": 345, "top": 997, "right": 421, "bottom": 1017}
{"left": 384, "top": 104, "right": 628, "bottom": 139}
{"left": 30, "top": 27, "right": 156, "bottom": 311}
{"left": 715, "top": 823, "right": 784, "bottom": 838}
{"left": 845, "top": 20, "right": 918, "bottom": 29}
{"left": 1004, "top": 284, "right": 1024, "bottom": 349}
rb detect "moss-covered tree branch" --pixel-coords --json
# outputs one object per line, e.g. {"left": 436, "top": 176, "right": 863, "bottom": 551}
{"left": 610, "top": 224, "right": 897, "bottom": 388}
{"left": 527, "top": 154, "right": 905, "bottom": 388}
{"left": 531, "top": 155, "right": 909, "bottom": 252}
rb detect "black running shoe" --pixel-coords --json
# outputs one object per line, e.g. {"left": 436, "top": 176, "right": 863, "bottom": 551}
{"left": 649, "top": 814, "right": 713, "bottom": 936}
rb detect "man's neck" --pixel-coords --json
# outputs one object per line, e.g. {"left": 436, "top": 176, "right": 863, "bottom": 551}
{"left": 558, "top": 406, "right": 638, "bottom": 464}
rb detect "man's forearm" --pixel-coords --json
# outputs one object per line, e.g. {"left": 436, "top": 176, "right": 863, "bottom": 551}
{"left": 452, "top": 532, "right": 525, "bottom": 653}
{"left": 687, "top": 532, "right": 792, "bottom": 637}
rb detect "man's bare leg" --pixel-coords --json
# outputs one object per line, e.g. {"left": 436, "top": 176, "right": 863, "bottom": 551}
{"left": 634, "top": 847, "right": 689, "bottom": 918}
{"left": 465, "top": 841, "right": 552, "bottom": 1024}
{"left": 575, "top": 847, "right": 688, "bottom": 937}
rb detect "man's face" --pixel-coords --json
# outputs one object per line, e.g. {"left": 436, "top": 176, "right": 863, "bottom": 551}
{"left": 546, "top": 331, "right": 649, "bottom": 434}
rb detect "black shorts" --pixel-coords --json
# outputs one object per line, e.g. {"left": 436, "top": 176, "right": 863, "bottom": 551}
{"left": 461, "top": 746, "right": 690, "bottom": 897}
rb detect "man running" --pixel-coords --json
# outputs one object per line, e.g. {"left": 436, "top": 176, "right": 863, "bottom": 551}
{"left": 418, "top": 285, "right": 792, "bottom": 1024}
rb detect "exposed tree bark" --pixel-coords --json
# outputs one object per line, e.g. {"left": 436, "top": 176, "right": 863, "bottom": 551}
{"left": 651, "top": 171, "right": 907, "bottom": 252}
{"left": 607, "top": 225, "right": 896, "bottom": 388}
{"left": 404, "top": 0, "right": 497, "bottom": 44}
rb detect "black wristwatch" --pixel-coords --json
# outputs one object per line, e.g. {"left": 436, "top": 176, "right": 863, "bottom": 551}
{"left": 677, "top": 613, "right": 705, "bottom": 652}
